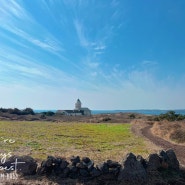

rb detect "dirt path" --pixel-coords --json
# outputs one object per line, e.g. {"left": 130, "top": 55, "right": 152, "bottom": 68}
{"left": 141, "top": 124, "right": 185, "bottom": 167}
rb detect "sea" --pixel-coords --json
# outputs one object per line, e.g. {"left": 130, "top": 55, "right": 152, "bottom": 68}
{"left": 34, "top": 109, "right": 185, "bottom": 115}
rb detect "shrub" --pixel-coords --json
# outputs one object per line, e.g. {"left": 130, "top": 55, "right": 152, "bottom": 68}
{"left": 12, "top": 108, "right": 22, "bottom": 115}
{"left": 129, "top": 114, "right": 136, "bottom": 119}
{"left": 101, "top": 117, "right": 111, "bottom": 122}
{"left": 22, "top": 108, "right": 35, "bottom": 115}
{"left": 170, "top": 129, "right": 185, "bottom": 143}
{"left": 153, "top": 117, "right": 160, "bottom": 121}
{"left": 0, "top": 108, "right": 8, "bottom": 113}
{"left": 6, "top": 108, "right": 22, "bottom": 114}
{"left": 42, "top": 111, "right": 55, "bottom": 116}
{"left": 157, "top": 111, "right": 185, "bottom": 121}
{"left": 0, "top": 107, "right": 35, "bottom": 115}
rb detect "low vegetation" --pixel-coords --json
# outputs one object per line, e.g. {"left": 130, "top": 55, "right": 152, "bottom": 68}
{"left": 41, "top": 111, "right": 55, "bottom": 116}
{"left": 150, "top": 111, "right": 185, "bottom": 144}
{"left": 154, "top": 111, "right": 185, "bottom": 121}
{"left": 0, "top": 121, "right": 150, "bottom": 163}
{"left": 170, "top": 129, "right": 185, "bottom": 143}
{"left": 0, "top": 107, "right": 35, "bottom": 115}
{"left": 151, "top": 121, "right": 185, "bottom": 144}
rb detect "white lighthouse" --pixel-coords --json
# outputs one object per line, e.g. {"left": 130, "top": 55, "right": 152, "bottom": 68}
{"left": 56, "top": 99, "right": 91, "bottom": 116}
{"left": 74, "top": 99, "right": 91, "bottom": 115}
{"left": 75, "top": 99, "right": 82, "bottom": 110}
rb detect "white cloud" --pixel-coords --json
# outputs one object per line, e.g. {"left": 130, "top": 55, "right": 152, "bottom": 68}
{"left": 2, "top": 26, "right": 62, "bottom": 53}
{"left": 128, "top": 70, "right": 156, "bottom": 89}
{"left": 0, "top": 48, "right": 77, "bottom": 87}
{"left": 142, "top": 60, "right": 157, "bottom": 66}
{"left": 85, "top": 61, "right": 100, "bottom": 69}
{"left": 0, "top": 1, "right": 64, "bottom": 54}
{"left": 94, "top": 45, "right": 106, "bottom": 50}
{"left": 1, "top": 64, "right": 185, "bottom": 110}
{"left": 0, "top": 0, "right": 31, "bottom": 21}
{"left": 74, "top": 19, "right": 89, "bottom": 48}
{"left": 95, "top": 51, "right": 104, "bottom": 55}
{"left": 90, "top": 72, "right": 97, "bottom": 77}
{"left": 1, "top": 63, "right": 45, "bottom": 77}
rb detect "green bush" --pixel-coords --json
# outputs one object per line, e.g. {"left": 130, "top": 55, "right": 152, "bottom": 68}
{"left": 22, "top": 108, "right": 35, "bottom": 115}
{"left": 0, "top": 107, "right": 35, "bottom": 115}
{"left": 157, "top": 111, "right": 185, "bottom": 121}
{"left": 41, "top": 111, "right": 55, "bottom": 116}
{"left": 129, "top": 113, "right": 136, "bottom": 119}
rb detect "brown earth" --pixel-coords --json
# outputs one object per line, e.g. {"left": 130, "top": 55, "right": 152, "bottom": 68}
{"left": 151, "top": 121, "right": 185, "bottom": 144}
{"left": 132, "top": 120, "right": 185, "bottom": 168}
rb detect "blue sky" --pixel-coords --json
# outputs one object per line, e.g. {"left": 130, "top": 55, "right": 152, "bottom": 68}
{"left": 0, "top": 0, "right": 185, "bottom": 110}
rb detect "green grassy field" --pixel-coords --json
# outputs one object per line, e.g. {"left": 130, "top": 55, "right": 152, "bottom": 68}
{"left": 0, "top": 121, "right": 149, "bottom": 163}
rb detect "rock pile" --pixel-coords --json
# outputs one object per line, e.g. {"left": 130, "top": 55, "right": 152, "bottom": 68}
{"left": 2, "top": 149, "right": 184, "bottom": 184}
{"left": 37, "top": 156, "right": 121, "bottom": 180}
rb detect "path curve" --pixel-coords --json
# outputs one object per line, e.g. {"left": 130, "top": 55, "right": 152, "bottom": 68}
{"left": 141, "top": 125, "right": 185, "bottom": 167}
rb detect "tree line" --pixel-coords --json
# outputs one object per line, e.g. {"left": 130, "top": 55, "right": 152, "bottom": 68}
{"left": 0, "top": 108, "right": 35, "bottom": 115}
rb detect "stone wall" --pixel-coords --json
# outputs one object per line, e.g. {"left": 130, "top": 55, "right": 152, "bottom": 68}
{"left": 2, "top": 149, "right": 185, "bottom": 185}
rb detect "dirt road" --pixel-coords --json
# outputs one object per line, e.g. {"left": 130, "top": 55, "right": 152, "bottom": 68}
{"left": 141, "top": 125, "right": 185, "bottom": 167}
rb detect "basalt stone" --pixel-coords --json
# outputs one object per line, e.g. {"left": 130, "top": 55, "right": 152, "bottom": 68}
{"left": 60, "top": 167, "right": 70, "bottom": 178}
{"left": 42, "top": 158, "right": 52, "bottom": 167}
{"left": 87, "top": 160, "right": 94, "bottom": 171}
{"left": 137, "top": 155, "right": 148, "bottom": 169}
{"left": 79, "top": 168, "right": 89, "bottom": 177}
{"left": 47, "top": 156, "right": 56, "bottom": 163}
{"left": 159, "top": 150, "right": 169, "bottom": 169}
{"left": 4, "top": 155, "right": 37, "bottom": 176}
{"left": 90, "top": 167, "right": 102, "bottom": 177}
{"left": 39, "top": 156, "right": 61, "bottom": 175}
{"left": 159, "top": 150, "right": 168, "bottom": 162}
{"left": 82, "top": 157, "right": 91, "bottom": 164}
{"left": 166, "top": 149, "right": 179, "bottom": 171}
{"left": 70, "top": 156, "right": 80, "bottom": 166}
{"left": 53, "top": 157, "right": 63, "bottom": 165}
{"left": 40, "top": 159, "right": 53, "bottom": 175}
{"left": 147, "top": 153, "right": 161, "bottom": 172}
{"left": 53, "top": 164, "right": 62, "bottom": 175}
{"left": 60, "top": 159, "right": 69, "bottom": 170}
{"left": 109, "top": 167, "right": 120, "bottom": 176}
{"left": 168, "top": 179, "right": 185, "bottom": 185}
{"left": 53, "top": 157, "right": 64, "bottom": 175}
{"left": 68, "top": 165, "right": 79, "bottom": 179}
{"left": 107, "top": 160, "right": 121, "bottom": 168}
{"left": 76, "top": 162, "right": 87, "bottom": 169}
{"left": 118, "top": 153, "right": 147, "bottom": 183}
{"left": 106, "top": 160, "right": 121, "bottom": 177}
{"left": 97, "top": 162, "right": 109, "bottom": 174}
{"left": 69, "top": 165, "right": 78, "bottom": 172}
{"left": 81, "top": 157, "right": 94, "bottom": 170}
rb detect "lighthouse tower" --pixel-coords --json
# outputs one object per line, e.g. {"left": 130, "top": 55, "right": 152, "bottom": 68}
{"left": 75, "top": 99, "right": 82, "bottom": 110}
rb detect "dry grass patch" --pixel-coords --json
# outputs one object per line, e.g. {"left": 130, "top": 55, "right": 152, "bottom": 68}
{"left": 0, "top": 121, "right": 150, "bottom": 164}
{"left": 151, "top": 120, "right": 185, "bottom": 145}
